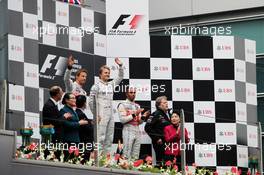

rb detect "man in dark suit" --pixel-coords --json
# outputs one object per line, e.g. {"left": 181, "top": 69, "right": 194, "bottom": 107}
{"left": 145, "top": 96, "right": 171, "bottom": 167}
{"left": 42, "top": 86, "right": 64, "bottom": 143}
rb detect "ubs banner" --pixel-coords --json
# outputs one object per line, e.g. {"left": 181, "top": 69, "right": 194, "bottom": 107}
{"left": 106, "top": 0, "right": 150, "bottom": 57}
{"left": 39, "top": 44, "right": 94, "bottom": 92}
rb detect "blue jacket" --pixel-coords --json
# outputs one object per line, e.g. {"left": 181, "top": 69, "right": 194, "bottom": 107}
{"left": 60, "top": 105, "right": 80, "bottom": 143}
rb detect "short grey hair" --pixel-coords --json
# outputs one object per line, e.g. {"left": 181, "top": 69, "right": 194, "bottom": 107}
{"left": 49, "top": 86, "right": 62, "bottom": 97}
{"left": 155, "top": 96, "right": 167, "bottom": 109}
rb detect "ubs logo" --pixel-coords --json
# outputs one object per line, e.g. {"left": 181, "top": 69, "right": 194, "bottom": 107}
{"left": 176, "top": 88, "right": 191, "bottom": 93}
{"left": 26, "top": 72, "right": 37, "bottom": 78}
{"left": 25, "top": 23, "right": 37, "bottom": 30}
{"left": 58, "top": 11, "right": 67, "bottom": 17}
{"left": 83, "top": 17, "right": 92, "bottom": 23}
{"left": 216, "top": 45, "right": 232, "bottom": 51}
{"left": 10, "top": 45, "right": 22, "bottom": 52}
{"left": 197, "top": 109, "right": 213, "bottom": 116}
{"left": 198, "top": 153, "right": 213, "bottom": 158}
{"left": 196, "top": 67, "right": 211, "bottom": 72}
{"left": 71, "top": 36, "right": 80, "bottom": 42}
{"left": 218, "top": 88, "right": 233, "bottom": 93}
{"left": 154, "top": 66, "right": 169, "bottom": 71}
{"left": 219, "top": 131, "right": 234, "bottom": 136}
{"left": 12, "top": 95, "right": 23, "bottom": 101}
{"left": 174, "top": 45, "right": 189, "bottom": 50}
{"left": 96, "top": 41, "right": 105, "bottom": 48}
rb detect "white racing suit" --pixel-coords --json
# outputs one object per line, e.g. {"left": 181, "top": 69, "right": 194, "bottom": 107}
{"left": 117, "top": 99, "right": 143, "bottom": 159}
{"left": 64, "top": 68, "right": 94, "bottom": 118}
{"left": 89, "top": 65, "right": 124, "bottom": 155}
{"left": 64, "top": 68, "right": 87, "bottom": 95}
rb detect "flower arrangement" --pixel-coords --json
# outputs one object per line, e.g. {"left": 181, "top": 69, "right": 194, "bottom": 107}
{"left": 15, "top": 143, "right": 261, "bottom": 175}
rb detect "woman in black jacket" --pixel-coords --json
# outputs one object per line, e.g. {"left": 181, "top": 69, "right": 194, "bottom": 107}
{"left": 76, "top": 95, "right": 94, "bottom": 162}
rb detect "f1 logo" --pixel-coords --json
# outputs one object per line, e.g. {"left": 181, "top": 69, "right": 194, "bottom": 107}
{"left": 40, "top": 54, "right": 68, "bottom": 76}
{"left": 112, "top": 15, "right": 143, "bottom": 29}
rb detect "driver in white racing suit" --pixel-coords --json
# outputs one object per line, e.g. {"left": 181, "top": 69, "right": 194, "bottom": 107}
{"left": 117, "top": 87, "right": 150, "bottom": 160}
{"left": 89, "top": 58, "right": 123, "bottom": 156}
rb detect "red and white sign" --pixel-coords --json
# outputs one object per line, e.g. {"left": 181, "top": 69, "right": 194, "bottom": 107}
{"left": 213, "top": 36, "right": 234, "bottom": 59}
{"left": 23, "top": 13, "right": 38, "bottom": 40}
{"left": 216, "top": 123, "right": 237, "bottom": 144}
{"left": 69, "top": 27, "right": 82, "bottom": 52}
{"left": 42, "top": 21, "right": 57, "bottom": 46}
{"left": 194, "top": 102, "right": 215, "bottom": 123}
{"left": 172, "top": 80, "right": 193, "bottom": 101}
{"left": 193, "top": 59, "right": 214, "bottom": 80}
{"left": 150, "top": 58, "right": 172, "bottom": 79}
{"left": 106, "top": 0, "right": 150, "bottom": 57}
{"left": 171, "top": 36, "right": 192, "bottom": 58}
{"left": 214, "top": 80, "right": 235, "bottom": 101}
{"left": 195, "top": 144, "right": 216, "bottom": 166}
{"left": 8, "top": 84, "right": 25, "bottom": 111}
{"left": 8, "top": 34, "right": 24, "bottom": 62}
{"left": 24, "top": 63, "right": 39, "bottom": 88}
{"left": 94, "top": 33, "right": 106, "bottom": 57}
{"left": 81, "top": 8, "right": 94, "bottom": 32}
{"left": 56, "top": 1, "right": 69, "bottom": 26}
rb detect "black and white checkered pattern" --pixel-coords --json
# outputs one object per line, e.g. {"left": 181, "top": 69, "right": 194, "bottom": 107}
{"left": 6, "top": 0, "right": 259, "bottom": 172}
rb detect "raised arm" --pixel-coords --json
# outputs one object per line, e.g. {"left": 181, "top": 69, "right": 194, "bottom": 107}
{"left": 64, "top": 55, "right": 75, "bottom": 92}
{"left": 88, "top": 84, "right": 99, "bottom": 113}
{"left": 112, "top": 58, "right": 124, "bottom": 87}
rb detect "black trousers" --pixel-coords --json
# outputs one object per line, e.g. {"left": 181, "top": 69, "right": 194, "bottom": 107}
{"left": 152, "top": 142, "right": 165, "bottom": 166}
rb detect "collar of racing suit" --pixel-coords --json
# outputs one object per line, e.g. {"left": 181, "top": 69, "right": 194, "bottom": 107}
{"left": 99, "top": 79, "right": 110, "bottom": 85}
